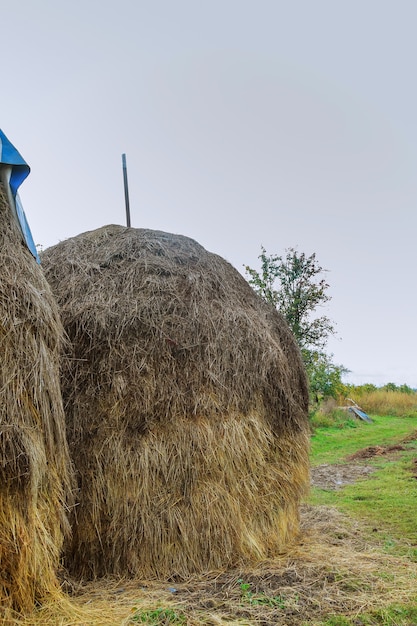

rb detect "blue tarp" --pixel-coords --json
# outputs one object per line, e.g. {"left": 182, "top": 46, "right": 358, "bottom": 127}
{"left": 348, "top": 406, "right": 372, "bottom": 423}
{"left": 0, "top": 129, "right": 40, "bottom": 262}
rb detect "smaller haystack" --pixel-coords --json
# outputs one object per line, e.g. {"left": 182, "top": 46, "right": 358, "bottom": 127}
{"left": 42, "top": 225, "right": 310, "bottom": 580}
{"left": 0, "top": 186, "right": 72, "bottom": 614}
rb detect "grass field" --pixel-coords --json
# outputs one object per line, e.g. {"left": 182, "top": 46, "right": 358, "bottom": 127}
{"left": 4, "top": 411, "right": 417, "bottom": 625}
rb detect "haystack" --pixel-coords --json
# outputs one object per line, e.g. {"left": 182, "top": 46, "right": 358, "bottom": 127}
{"left": 0, "top": 186, "right": 72, "bottom": 614}
{"left": 41, "top": 224, "right": 310, "bottom": 580}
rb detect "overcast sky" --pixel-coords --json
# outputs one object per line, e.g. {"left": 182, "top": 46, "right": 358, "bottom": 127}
{"left": 2, "top": 0, "right": 416, "bottom": 386}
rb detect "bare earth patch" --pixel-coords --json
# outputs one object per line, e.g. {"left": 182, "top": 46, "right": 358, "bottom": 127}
{"left": 311, "top": 462, "right": 376, "bottom": 490}
{"left": 346, "top": 444, "right": 406, "bottom": 461}
{"left": 311, "top": 441, "right": 415, "bottom": 491}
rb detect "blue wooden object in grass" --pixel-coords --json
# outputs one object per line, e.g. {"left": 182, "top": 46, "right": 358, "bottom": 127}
{"left": 348, "top": 406, "right": 373, "bottom": 423}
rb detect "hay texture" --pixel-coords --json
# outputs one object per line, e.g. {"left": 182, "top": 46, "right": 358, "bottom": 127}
{"left": 0, "top": 186, "right": 72, "bottom": 614}
{"left": 41, "top": 224, "right": 310, "bottom": 580}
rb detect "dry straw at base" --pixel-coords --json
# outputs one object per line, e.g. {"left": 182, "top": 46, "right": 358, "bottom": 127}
{"left": 41, "top": 224, "right": 310, "bottom": 580}
{"left": 0, "top": 186, "right": 73, "bottom": 615}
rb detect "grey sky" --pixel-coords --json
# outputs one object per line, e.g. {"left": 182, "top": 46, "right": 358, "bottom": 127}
{"left": 3, "top": 0, "right": 416, "bottom": 386}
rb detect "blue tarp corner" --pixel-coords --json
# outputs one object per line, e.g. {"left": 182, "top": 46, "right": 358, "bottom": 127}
{"left": 0, "top": 129, "right": 40, "bottom": 263}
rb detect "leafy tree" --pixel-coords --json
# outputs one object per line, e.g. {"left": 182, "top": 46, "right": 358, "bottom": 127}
{"left": 245, "top": 247, "right": 335, "bottom": 355}
{"left": 346, "top": 383, "right": 378, "bottom": 397}
{"left": 245, "top": 246, "right": 346, "bottom": 403}
{"left": 383, "top": 382, "right": 399, "bottom": 393}
{"left": 382, "top": 382, "right": 415, "bottom": 395}
{"left": 399, "top": 384, "right": 415, "bottom": 395}
{"left": 307, "top": 352, "right": 349, "bottom": 403}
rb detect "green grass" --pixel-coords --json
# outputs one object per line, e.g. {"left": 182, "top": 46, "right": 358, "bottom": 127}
{"left": 309, "top": 413, "right": 417, "bottom": 626}
{"left": 310, "top": 604, "right": 417, "bottom": 625}
{"left": 310, "top": 414, "right": 417, "bottom": 466}
{"left": 129, "top": 606, "right": 187, "bottom": 624}
{"left": 311, "top": 455, "right": 417, "bottom": 557}
{"left": 310, "top": 414, "right": 417, "bottom": 559}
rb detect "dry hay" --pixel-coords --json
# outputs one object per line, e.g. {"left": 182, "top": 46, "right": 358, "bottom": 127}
{"left": 6, "top": 505, "right": 417, "bottom": 625}
{"left": 0, "top": 186, "right": 73, "bottom": 616}
{"left": 41, "top": 224, "right": 310, "bottom": 580}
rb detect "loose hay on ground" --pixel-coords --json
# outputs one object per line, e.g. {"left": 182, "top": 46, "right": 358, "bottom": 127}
{"left": 0, "top": 186, "right": 73, "bottom": 616}
{"left": 41, "top": 224, "right": 310, "bottom": 580}
{"left": 6, "top": 505, "right": 417, "bottom": 625}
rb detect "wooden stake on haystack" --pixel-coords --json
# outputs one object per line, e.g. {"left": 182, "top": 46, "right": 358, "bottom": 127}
{"left": 122, "top": 153, "right": 131, "bottom": 227}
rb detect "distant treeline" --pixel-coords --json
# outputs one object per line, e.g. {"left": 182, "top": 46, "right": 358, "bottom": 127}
{"left": 348, "top": 382, "right": 416, "bottom": 396}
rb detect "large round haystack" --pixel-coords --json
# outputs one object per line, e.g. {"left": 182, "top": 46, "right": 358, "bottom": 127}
{"left": 41, "top": 224, "right": 310, "bottom": 580}
{"left": 0, "top": 186, "right": 72, "bottom": 614}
